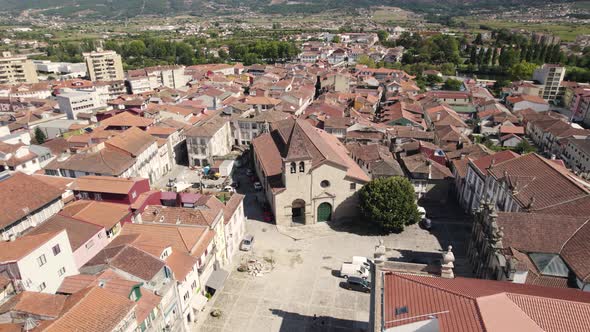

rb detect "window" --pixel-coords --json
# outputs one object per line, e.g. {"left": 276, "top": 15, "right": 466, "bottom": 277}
{"left": 94, "top": 193, "right": 102, "bottom": 201}
{"left": 290, "top": 162, "right": 296, "bottom": 174}
{"left": 183, "top": 291, "right": 190, "bottom": 301}
{"left": 320, "top": 180, "right": 330, "bottom": 188}
{"left": 191, "top": 280, "right": 197, "bottom": 290}
{"left": 85, "top": 240, "right": 94, "bottom": 249}
{"left": 58, "top": 267, "right": 66, "bottom": 276}
{"left": 52, "top": 244, "right": 61, "bottom": 256}
{"left": 80, "top": 192, "right": 89, "bottom": 199}
{"left": 38, "top": 282, "right": 46, "bottom": 292}
{"left": 37, "top": 254, "right": 47, "bottom": 267}
{"left": 350, "top": 183, "right": 357, "bottom": 190}
{"left": 299, "top": 162, "right": 305, "bottom": 173}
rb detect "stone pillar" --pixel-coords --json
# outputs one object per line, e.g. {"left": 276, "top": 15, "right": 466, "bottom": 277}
{"left": 441, "top": 245, "right": 455, "bottom": 279}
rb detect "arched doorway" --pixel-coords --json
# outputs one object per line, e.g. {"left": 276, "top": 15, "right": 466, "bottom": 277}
{"left": 317, "top": 202, "right": 332, "bottom": 222}
{"left": 292, "top": 199, "right": 306, "bottom": 224}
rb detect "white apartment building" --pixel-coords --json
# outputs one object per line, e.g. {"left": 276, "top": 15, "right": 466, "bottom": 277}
{"left": 0, "top": 230, "right": 78, "bottom": 294}
{"left": 57, "top": 89, "right": 103, "bottom": 120}
{"left": 533, "top": 64, "right": 566, "bottom": 101}
{"left": 0, "top": 172, "right": 65, "bottom": 241}
{"left": 0, "top": 52, "right": 38, "bottom": 85}
{"left": 186, "top": 117, "right": 232, "bottom": 167}
{"left": 83, "top": 49, "right": 124, "bottom": 82}
{"left": 563, "top": 138, "right": 590, "bottom": 175}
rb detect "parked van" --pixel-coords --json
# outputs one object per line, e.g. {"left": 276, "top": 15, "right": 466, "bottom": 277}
{"left": 340, "top": 263, "right": 370, "bottom": 279}
{"left": 351, "top": 256, "right": 372, "bottom": 269}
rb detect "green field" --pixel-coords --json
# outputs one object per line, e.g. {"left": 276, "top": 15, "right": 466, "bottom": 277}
{"left": 460, "top": 18, "right": 590, "bottom": 42}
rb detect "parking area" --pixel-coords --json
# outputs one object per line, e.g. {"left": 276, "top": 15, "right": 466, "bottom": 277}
{"left": 197, "top": 177, "right": 473, "bottom": 331}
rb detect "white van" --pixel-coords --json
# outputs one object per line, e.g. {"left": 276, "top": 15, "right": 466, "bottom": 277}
{"left": 340, "top": 263, "right": 370, "bottom": 279}
{"left": 352, "top": 256, "right": 372, "bottom": 269}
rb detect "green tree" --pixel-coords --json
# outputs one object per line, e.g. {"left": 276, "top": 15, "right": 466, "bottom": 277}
{"left": 34, "top": 127, "right": 46, "bottom": 144}
{"left": 358, "top": 177, "right": 420, "bottom": 233}
{"left": 357, "top": 55, "right": 376, "bottom": 68}
{"left": 377, "top": 30, "right": 389, "bottom": 43}
{"left": 514, "top": 140, "right": 537, "bottom": 154}
{"left": 474, "top": 33, "right": 483, "bottom": 45}
{"left": 332, "top": 35, "right": 341, "bottom": 43}
{"left": 508, "top": 61, "right": 538, "bottom": 80}
{"left": 443, "top": 78, "right": 463, "bottom": 91}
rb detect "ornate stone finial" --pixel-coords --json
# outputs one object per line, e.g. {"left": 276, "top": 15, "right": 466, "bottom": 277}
{"left": 443, "top": 245, "right": 455, "bottom": 265}
{"left": 441, "top": 245, "right": 455, "bottom": 279}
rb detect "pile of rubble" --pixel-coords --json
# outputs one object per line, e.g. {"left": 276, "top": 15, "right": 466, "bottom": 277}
{"left": 237, "top": 256, "right": 274, "bottom": 276}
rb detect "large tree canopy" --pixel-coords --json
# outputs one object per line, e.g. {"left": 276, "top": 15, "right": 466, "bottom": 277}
{"left": 358, "top": 177, "right": 420, "bottom": 233}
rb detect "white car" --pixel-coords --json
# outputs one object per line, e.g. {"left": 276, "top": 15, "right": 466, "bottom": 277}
{"left": 240, "top": 235, "right": 254, "bottom": 251}
{"left": 254, "top": 182, "right": 262, "bottom": 191}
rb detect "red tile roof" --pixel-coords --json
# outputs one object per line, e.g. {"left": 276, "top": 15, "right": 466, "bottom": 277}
{"left": 382, "top": 272, "right": 590, "bottom": 332}
{"left": 0, "top": 172, "right": 63, "bottom": 229}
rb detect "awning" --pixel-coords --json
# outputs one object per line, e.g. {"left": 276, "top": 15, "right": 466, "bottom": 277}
{"left": 192, "top": 293, "right": 208, "bottom": 312}
{"left": 205, "top": 269, "right": 229, "bottom": 291}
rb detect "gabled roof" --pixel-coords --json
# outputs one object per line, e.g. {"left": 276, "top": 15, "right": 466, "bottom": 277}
{"left": 45, "top": 286, "right": 135, "bottom": 332}
{"left": 0, "top": 172, "right": 63, "bottom": 229}
{"left": 0, "top": 291, "right": 66, "bottom": 318}
{"left": 71, "top": 175, "right": 144, "bottom": 194}
{"left": 0, "top": 231, "right": 62, "bottom": 262}
{"left": 100, "top": 112, "right": 153, "bottom": 128}
{"left": 60, "top": 200, "right": 129, "bottom": 229}
{"left": 27, "top": 214, "right": 103, "bottom": 251}
{"left": 105, "top": 127, "right": 156, "bottom": 157}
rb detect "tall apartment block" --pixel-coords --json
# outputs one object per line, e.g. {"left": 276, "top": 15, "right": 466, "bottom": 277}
{"left": 0, "top": 52, "right": 39, "bottom": 85}
{"left": 83, "top": 49, "right": 124, "bottom": 82}
{"left": 533, "top": 64, "right": 566, "bottom": 101}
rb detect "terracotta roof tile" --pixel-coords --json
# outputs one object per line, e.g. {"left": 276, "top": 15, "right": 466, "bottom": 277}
{"left": 45, "top": 286, "right": 135, "bottom": 332}
{"left": 27, "top": 214, "right": 103, "bottom": 251}
{"left": 0, "top": 291, "right": 66, "bottom": 318}
{"left": 60, "top": 200, "right": 129, "bottom": 229}
{"left": 0, "top": 172, "right": 63, "bottom": 229}
{"left": 71, "top": 176, "right": 143, "bottom": 195}
{"left": 0, "top": 231, "right": 61, "bottom": 262}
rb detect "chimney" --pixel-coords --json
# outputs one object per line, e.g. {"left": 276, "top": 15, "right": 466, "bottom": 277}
{"left": 436, "top": 112, "right": 441, "bottom": 122}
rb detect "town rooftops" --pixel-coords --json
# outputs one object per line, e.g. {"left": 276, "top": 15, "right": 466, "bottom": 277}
{"left": 0, "top": 172, "right": 63, "bottom": 230}
{"left": 379, "top": 272, "right": 590, "bottom": 332}
{"left": 71, "top": 175, "right": 145, "bottom": 195}
{"left": 45, "top": 147, "right": 135, "bottom": 176}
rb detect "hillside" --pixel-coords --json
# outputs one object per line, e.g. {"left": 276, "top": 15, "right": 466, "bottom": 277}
{"left": 0, "top": 0, "right": 577, "bottom": 18}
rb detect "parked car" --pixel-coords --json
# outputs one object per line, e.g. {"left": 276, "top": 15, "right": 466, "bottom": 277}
{"left": 231, "top": 181, "right": 239, "bottom": 189}
{"left": 246, "top": 169, "right": 254, "bottom": 176}
{"left": 254, "top": 182, "right": 262, "bottom": 191}
{"left": 223, "top": 186, "right": 235, "bottom": 193}
{"left": 240, "top": 235, "right": 254, "bottom": 251}
{"left": 341, "top": 276, "right": 371, "bottom": 293}
{"left": 351, "top": 256, "right": 372, "bottom": 269}
{"left": 340, "top": 263, "right": 369, "bottom": 279}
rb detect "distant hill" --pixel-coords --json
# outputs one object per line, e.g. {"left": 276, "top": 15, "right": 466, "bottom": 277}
{"left": 0, "top": 0, "right": 577, "bottom": 18}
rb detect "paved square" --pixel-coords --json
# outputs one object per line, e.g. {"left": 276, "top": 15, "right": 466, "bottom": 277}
{"left": 195, "top": 170, "right": 472, "bottom": 331}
